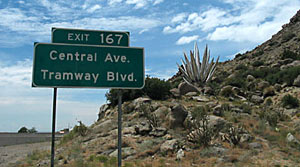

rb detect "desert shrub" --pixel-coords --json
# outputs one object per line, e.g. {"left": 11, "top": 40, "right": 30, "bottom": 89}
{"left": 105, "top": 77, "right": 171, "bottom": 106}
{"left": 282, "top": 32, "right": 295, "bottom": 42}
{"left": 265, "top": 112, "right": 279, "bottom": 127}
{"left": 224, "top": 124, "right": 244, "bottom": 146}
{"left": 241, "top": 103, "right": 252, "bottom": 114}
{"left": 266, "top": 66, "right": 300, "bottom": 86}
{"left": 188, "top": 106, "right": 214, "bottom": 147}
{"left": 213, "top": 71, "right": 230, "bottom": 84}
{"left": 73, "top": 121, "right": 88, "bottom": 136}
{"left": 220, "top": 86, "right": 234, "bottom": 97}
{"left": 252, "top": 60, "right": 264, "bottom": 67}
{"left": 139, "top": 104, "right": 159, "bottom": 128}
{"left": 221, "top": 103, "right": 231, "bottom": 112}
{"left": 234, "top": 53, "right": 243, "bottom": 59}
{"left": 143, "top": 76, "right": 171, "bottom": 100}
{"left": 247, "top": 67, "right": 278, "bottom": 79}
{"left": 225, "top": 77, "right": 245, "bottom": 88}
{"left": 281, "top": 50, "right": 300, "bottom": 60}
{"left": 258, "top": 109, "right": 279, "bottom": 127}
{"left": 252, "top": 50, "right": 264, "bottom": 57}
{"left": 105, "top": 89, "right": 143, "bottom": 106}
{"left": 265, "top": 98, "right": 273, "bottom": 106}
{"left": 235, "top": 64, "right": 248, "bottom": 71}
{"left": 282, "top": 94, "right": 299, "bottom": 108}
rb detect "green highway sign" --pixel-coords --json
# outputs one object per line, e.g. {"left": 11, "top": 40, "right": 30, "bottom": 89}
{"left": 52, "top": 27, "right": 129, "bottom": 46}
{"left": 32, "top": 43, "right": 144, "bottom": 88}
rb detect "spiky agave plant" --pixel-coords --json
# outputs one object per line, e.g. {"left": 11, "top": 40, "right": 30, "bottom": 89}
{"left": 177, "top": 43, "right": 219, "bottom": 88}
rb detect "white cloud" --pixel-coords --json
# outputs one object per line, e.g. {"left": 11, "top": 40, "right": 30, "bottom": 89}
{"left": 153, "top": 0, "right": 164, "bottom": 5}
{"left": 0, "top": 59, "right": 32, "bottom": 87}
{"left": 0, "top": 6, "right": 162, "bottom": 46}
{"left": 89, "top": 4, "right": 101, "bottom": 13}
{"left": 164, "top": 0, "right": 300, "bottom": 43}
{"left": 126, "top": 0, "right": 148, "bottom": 9}
{"left": 171, "top": 13, "right": 187, "bottom": 23}
{"left": 108, "top": 0, "right": 123, "bottom": 6}
{"left": 176, "top": 35, "right": 199, "bottom": 45}
{"left": 146, "top": 67, "right": 177, "bottom": 80}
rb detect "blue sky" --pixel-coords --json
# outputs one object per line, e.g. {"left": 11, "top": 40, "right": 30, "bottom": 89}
{"left": 0, "top": 0, "right": 299, "bottom": 132}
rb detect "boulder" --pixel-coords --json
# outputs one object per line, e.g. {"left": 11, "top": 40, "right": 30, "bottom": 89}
{"left": 170, "top": 88, "right": 180, "bottom": 97}
{"left": 248, "top": 142, "right": 263, "bottom": 149}
{"left": 149, "top": 127, "right": 167, "bottom": 137}
{"left": 168, "top": 104, "right": 188, "bottom": 128}
{"left": 185, "top": 92, "right": 198, "bottom": 96}
{"left": 160, "top": 139, "right": 178, "bottom": 153}
{"left": 98, "top": 104, "right": 109, "bottom": 121}
{"left": 133, "top": 97, "right": 152, "bottom": 110}
{"left": 256, "top": 81, "right": 270, "bottom": 90}
{"left": 251, "top": 95, "right": 264, "bottom": 104}
{"left": 109, "top": 147, "right": 136, "bottom": 158}
{"left": 293, "top": 75, "right": 300, "bottom": 87}
{"left": 220, "top": 85, "right": 234, "bottom": 97}
{"left": 274, "top": 84, "right": 282, "bottom": 91}
{"left": 263, "top": 86, "right": 275, "bottom": 97}
{"left": 247, "top": 75, "right": 255, "bottom": 82}
{"left": 178, "top": 82, "right": 199, "bottom": 96}
{"left": 231, "top": 107, "right": 243, "bottom": 113}
{"left": 278, "top": 58, "right": 293, "bottom": 65}
{"left": 176, "top": 149, "right": 185, "bottom": 161}
{"left": 204, "top": 86, "right": 214, "bottom": 95}
{"left": 208, "top": 115, "right": 228, "bottom": 130}
{"left": 134, "top": 122, "right": 152, "bottom": 136}
{"left": 154, "top": 106, "right": 170, "bottom": 118}
{"left": 281, "top": 60, "right": 300, "bottom": 69}
{"left": 213, "top": 105, "right": 223, "bottom": 116}
{"left": 240, "top": 134, "right": 254, "bottom": 143}
{"left": 192, "top": 96, "right": 210, "bottom": 102}
{"left": 200, "top": 146, "right": 228, "bottom": 157}
{"left": 133, "top": 97, "right": 151, "bottom": 106}
{"left": 286, "top": 133, "right": 300, "bottom": 145}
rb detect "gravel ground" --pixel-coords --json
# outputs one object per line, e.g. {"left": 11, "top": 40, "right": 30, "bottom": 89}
{"left": 0, "top": 142, "right": 51, "bottom": 167}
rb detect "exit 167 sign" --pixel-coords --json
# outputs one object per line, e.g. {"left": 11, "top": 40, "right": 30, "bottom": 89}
{"left": 52, "top": 27, "right": 130, "bottom": 46}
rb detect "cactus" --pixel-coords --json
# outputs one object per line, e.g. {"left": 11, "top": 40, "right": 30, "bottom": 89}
{"left": 177, "top": 43, "right": 219, "bottom": 87}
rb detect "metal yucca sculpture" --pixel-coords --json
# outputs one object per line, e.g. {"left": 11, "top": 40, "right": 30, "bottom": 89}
{"left": 177, "top": 43, "right": 219, "bottom": 88}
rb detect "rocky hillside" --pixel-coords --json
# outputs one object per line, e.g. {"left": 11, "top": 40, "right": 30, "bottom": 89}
{"left": 11, "top": 10, "right": 300, "bottom": 167}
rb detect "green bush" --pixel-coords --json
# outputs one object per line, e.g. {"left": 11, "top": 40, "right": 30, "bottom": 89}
{"left": 252, "top": 60, "right": 264, "bottom": 67}
{"left": 241, "top": 103, "right": 252, "bottom": 114}
{"left": 252, "top": 50, "right": 264, "bottom": 57}
{"left": 143, "top": 76, "right": 171, "bottom": 100}
{"left": 105, "top": 76, "right": 171, "bottom": 106}
{"left": 258, "top": 109, "right": 278, "bottom": 127}
{"left": 266, "top": 66, "right": 300, "bottom": 86}
{"left": 235, "top": 64, "right": 248, "bottom": 71}
{"left": 105, "top": 89, "right": 143, "bottom": 106}
{"left": 282, "top": 94, "right": 299, "bottom": 108}
{"left": 225, "top": 77, "right": 245, "bottom": 88}
{"left": 281, "top": 50, "right": 300, "bottom": 60}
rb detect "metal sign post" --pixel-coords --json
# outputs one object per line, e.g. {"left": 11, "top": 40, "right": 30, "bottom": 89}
{"left": 51, "top": 88, "right": 57, "bottom": 167}
{"left": 117, "top": 90, "right": 122, "bottom": 167}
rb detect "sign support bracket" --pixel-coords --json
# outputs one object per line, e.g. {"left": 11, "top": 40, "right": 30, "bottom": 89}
{"left": 51, "top": 88, "right": 57, "bottom": 167}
